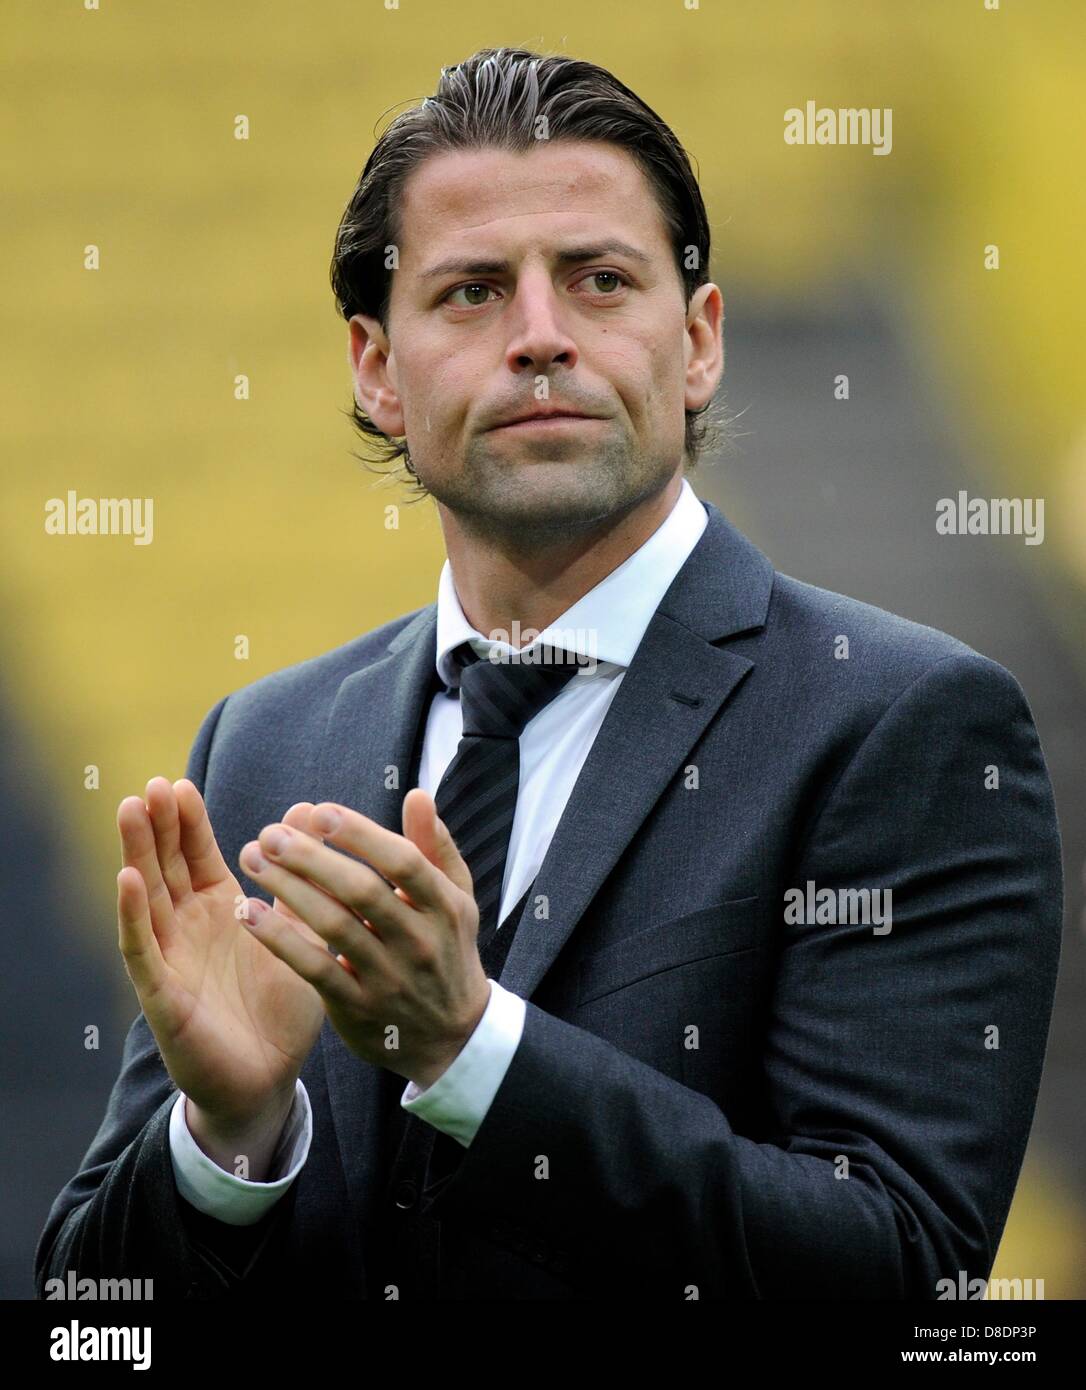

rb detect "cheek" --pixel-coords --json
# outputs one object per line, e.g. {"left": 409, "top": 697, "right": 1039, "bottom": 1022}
{"left": 632, "top": 340, "right": 690, "bottom": 453}
{"left": 617, "top": 345, "right": 685, "bottom": 435}
{"left": 600, "top": 318, "right": 684, "bottom": 411}
{"left": 391, "top": 347, "right": 435, "bottom": 409}
{"left": 425, "top": 350, "right": 465, "bottom": 401}
{"left": 653, "top": 328, "right": 691, "bottom": 414}
{"left": 589, "top": 335, "right": 647, "bottom": 407}
{"left": 397, "top": 349, "right": 468, "bottom": 442}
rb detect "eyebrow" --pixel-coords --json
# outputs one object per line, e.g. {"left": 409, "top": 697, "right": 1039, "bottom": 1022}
{"left": 418, "top": 240, "right": 652, "bottom": 281}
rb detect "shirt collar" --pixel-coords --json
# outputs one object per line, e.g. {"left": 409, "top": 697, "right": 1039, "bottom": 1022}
{"left": 434, "top": 477, "right": 709, "bottom": 689}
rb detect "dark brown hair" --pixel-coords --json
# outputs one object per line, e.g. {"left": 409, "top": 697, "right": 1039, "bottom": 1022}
{"left": 330, "top": 47, "right": 729, "bottom": 500}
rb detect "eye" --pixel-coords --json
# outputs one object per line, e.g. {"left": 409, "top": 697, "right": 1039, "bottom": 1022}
{"left": 443, "top": 282, "right": 498, "bottom": 308}
{"left": 580, "top": 270, "right": 628, "bottom": 295}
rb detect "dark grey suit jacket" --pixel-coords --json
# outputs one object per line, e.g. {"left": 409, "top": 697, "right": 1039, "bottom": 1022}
{"left": 35, "top": 497, "right": 1063, "bottom": 1299}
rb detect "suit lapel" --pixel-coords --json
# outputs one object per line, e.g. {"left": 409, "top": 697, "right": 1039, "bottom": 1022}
{"left": 496, "top": 622, "right": 753, "bottom": 1000}
{"left": 496, "top": 502, "right": 774, "bottom": 998}
{"left": 317, "top": 601, "right": 440, "bottom": 832}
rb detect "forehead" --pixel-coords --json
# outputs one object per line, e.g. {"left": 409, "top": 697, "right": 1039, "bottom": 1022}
{"left": 394, "top": 140, "right": 673, "bottom": 268}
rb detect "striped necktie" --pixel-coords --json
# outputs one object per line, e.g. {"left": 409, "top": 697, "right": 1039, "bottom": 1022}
{"left": 435, "top": 640, "right": 590, "bottom": 947}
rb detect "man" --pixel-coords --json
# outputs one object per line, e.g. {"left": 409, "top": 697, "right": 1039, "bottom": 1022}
{"left": 36, "top": 47, "right": 1062, "bottom": 1301}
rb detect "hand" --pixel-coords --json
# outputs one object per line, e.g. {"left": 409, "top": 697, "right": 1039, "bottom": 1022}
{"left": 116, "top": 778, "right": 328, "bottom": 1128}
{"left": 236, "top": 788, "right": 491, "bottom": 1088}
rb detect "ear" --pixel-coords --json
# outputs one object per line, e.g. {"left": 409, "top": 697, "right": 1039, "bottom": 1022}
{"left": 348, "top": 312, "right": 405, "bottom": 437}
{"left": 684, "top": 282, "right": 724, "bottom": 410}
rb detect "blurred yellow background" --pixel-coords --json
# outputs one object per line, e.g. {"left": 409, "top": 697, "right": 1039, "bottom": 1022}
{"left": 3, "top": 0, "right": 1082, "bottom": 1297}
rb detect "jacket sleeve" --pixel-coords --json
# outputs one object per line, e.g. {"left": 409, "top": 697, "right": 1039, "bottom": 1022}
{"left": 34, "top": 694, "right": 297, "bottom": 1299}
{"left": 418, "top": 651, "right": 1064, "bottom": 1298}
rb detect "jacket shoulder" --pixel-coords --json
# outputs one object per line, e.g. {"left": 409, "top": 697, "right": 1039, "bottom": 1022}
{"left": 749, "top": 570, "right": 1039, "bottom": 739}
{"left": 216, "top": 603, "right": 431, "bottom": 718}
{"left": 766, "top": 570, "right": 1011, "bottom": 687}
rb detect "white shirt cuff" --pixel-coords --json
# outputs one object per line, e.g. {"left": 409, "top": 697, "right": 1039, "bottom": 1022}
{"left": 168, "top": 1079, "right": 312, "bottom": 1227}
{"left": 400, "top": 978, "right": 526, "bottom": 1147}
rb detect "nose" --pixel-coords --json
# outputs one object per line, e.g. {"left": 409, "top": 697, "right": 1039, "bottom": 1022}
{"left": 502, "top": 267, "right": 579, "bottom": 377}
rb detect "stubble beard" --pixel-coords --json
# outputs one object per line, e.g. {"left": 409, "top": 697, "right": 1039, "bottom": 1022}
{"left": 416, "top": 433, "right": 676, "bottom": 551}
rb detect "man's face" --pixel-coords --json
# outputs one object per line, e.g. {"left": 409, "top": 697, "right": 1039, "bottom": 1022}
{"left": 349, "top": 139, "right": 722, "bottom": 542}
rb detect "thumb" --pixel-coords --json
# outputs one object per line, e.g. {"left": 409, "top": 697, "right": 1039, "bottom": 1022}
{"left": 402, "top": 788, "right": 473, "bottom": 898}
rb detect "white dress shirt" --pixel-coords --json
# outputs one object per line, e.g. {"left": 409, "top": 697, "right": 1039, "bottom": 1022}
{"left": 169, "top": 478, "right": 708, "bottom": 1224}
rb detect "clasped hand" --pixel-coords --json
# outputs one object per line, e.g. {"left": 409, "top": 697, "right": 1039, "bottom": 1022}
{"left": 238, "top": 789, "right": 491, "bottom": 1089}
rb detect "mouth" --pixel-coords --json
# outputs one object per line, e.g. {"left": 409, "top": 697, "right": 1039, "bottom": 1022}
{"left": 490, "top": 414, "right": 603, "bottom": 433}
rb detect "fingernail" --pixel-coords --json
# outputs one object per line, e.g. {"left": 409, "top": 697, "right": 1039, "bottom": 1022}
{"left": 242, "top": 844, "right": 267, "bottom": 873}
{"left": 264, "top": 827, "right": 290, "bottom": 856}
{"left": 313, "top": 807, "right": 341, "bottom": 834}
{"left": 241, "top": 898, "right": 267, "bottom": 925}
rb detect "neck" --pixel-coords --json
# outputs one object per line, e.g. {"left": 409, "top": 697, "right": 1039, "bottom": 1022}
{"left": 439, "top": 473, "right": 684, "bottom": 641}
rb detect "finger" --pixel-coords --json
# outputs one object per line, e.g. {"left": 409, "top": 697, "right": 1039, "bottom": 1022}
{"left": 255, "top": 821, "right": 417, "bottom": 939}
{"left": 116, "top": 864, "right": 168, "bottom": 999}
{"left": 272, "top": 804, "right": 328, "bottom": 941}
{"left": 280, "top": 804, "right": 321, "bottom": 870}
{"left": 145, "top": 777, "right": 192, "bottom": 902}
{"left": 238, "top": 889, "right": 328, "bottom": 955}
{"left": 308, "top": 802, "right": 452, "bottom": 915}
{"left": 240, "top": 838, "right": 390, "bottom": 969}
{"left": 174, "top": 779, "right": 231, "bottom": 891}
{"left": 239, "top": 898, "right": 361, "bottom": 1008}
{"left": 402, "top": 788, "right": 473, "bottom": 898}
{"left": 117, "top": 795, "right": 175, "bottom": 939}
{"left": 282, "top": 802, "right": 316, "bottom": 833}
